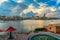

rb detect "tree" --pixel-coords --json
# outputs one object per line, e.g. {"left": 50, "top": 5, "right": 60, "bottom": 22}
{"left": 34, "top": 28, "right": 45, "bottom": 32}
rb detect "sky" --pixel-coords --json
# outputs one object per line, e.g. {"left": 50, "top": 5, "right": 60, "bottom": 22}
{"left": 0, "top": 0, "right": 60, "bottom": 18}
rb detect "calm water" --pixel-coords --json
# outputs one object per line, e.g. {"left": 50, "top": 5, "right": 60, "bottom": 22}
{"left": 0, "top": 20, "right": 60, "bottom": 34}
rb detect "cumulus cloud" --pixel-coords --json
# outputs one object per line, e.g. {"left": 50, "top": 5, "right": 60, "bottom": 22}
{"left": 20, "top": 3, "right": 48, "bottom": 16}
{"left": 46, "top": 7, "right": 57, "bottom": 17}
{"left": 20, "top": 3, "right": 57, "bottom": 17}
{"left": 20, "top": 4, "right": 34, "bottom": 16}
{"left": 0, "top": 0, "right": 57, "bottom": 17}
{"left": 50, "top": 7, "right": 57, "bottom": 11}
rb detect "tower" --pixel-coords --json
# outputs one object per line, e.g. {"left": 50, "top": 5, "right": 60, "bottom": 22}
{"left": 42, "top": 13, "right": 46, "bottom": 20}
{"left": 43, "top": 13, "right": 46, "bottom": 18}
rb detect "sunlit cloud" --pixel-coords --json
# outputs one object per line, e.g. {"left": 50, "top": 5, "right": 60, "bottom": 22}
{"left": 20, "top": 4, "right": 34, "bottom": 16}
{"left": 46, "top": 7, "right": 57, "bottom": 17}
{"left": 20, "top": 3, "right": 48, "bottom": 16}
{"left": 0, "top": 0, "right": 59, "bottom": 17}
{"left": 50, "top": 7, "right": 57, "bottom": 11}
{"left": 13, "top": 0, "right": 24, "bottom": 3}
{"left": 20, "top": 2, "right": 57, "bottom": 17}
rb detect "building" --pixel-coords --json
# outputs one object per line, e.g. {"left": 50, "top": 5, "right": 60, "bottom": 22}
{"left": 40, "top": 13, "right": 48, "bottom": 20}
{"left": 45, "top": 24, "right": 60, "bottom": 34}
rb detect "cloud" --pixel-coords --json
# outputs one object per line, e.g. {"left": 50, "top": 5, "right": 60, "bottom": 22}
{"left": 57, "top": 0, "right": 60, "bottom": 4}
{"left": 50, "top": 7, "right": 57, "bottom": 11}
{"left": 46, "top": 7, "right": 57, "bottom": 17}
{"left": 20, "top": 3, "right": 56, "bottom": 15}
{"left": 20, "top": 3, "right": 47, "bottom": 16}
{"left": 0, "top": 0, "right": 58, "bottom": 17}
{"left": 39, "top": 2, "right": 48, "bottom": 7}
{"left": 13, "top": 0, "right": 24, "bottom": 3}
{"left": 0, "top": 0, "right": 28, "bottom": 16}
{"left": 10, "top": 5, "right": 20, "bottom": 16}
{"left": 20, "top": 2, "right": 58, "bottom": 17}
{"left": 58, "top": 6, "right": 60, "bottom": 10}
{"left": 0, "top": 0, "right": 7, "bottom": 5}
{"left": 20, "top": 4, "right": 34, "bottom": 16}
{"left": 34, "top": 0, "right": 36, "bottom": 2}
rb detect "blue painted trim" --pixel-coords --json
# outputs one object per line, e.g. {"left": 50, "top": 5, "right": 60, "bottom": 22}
{"left": 28, "top": 34, "right": 60, "bottom": 40}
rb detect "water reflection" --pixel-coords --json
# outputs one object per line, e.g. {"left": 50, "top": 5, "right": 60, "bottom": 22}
{"left": 0, "top": 20, "right": 60, "bottom": 34}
